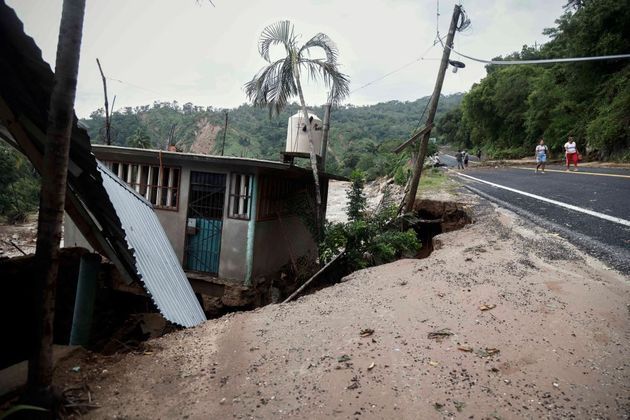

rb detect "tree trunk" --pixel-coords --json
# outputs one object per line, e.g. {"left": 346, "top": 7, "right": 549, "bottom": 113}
{"left": 28, "top": 0, "right": 86, "bottom": 406}
{"left": 294, "top": 71, "right": 323, "bottom": 238}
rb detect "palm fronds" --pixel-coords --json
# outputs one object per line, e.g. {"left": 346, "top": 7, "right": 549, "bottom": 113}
{"left": 258, "top": 20, "right": 296, "bottom": 62}
{"left": 245, "top": 20, "right": 350, "bottom": 113}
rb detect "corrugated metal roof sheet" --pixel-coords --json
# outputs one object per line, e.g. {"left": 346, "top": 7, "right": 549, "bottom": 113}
{"left": 98, "top": 163, "right": 206, "bottom": 327}
{"left": 0, "top": 2, "right": 205, "bottom": 328}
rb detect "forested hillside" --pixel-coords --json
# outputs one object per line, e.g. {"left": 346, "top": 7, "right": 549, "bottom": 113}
{"left": 80, "top": 94, "right": 463, "bottom": 178}
{"left": 438, "top": 0, "right": 630, "bottom": 160}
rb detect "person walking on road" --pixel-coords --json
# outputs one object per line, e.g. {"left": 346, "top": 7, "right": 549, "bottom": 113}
{"left": 455, "top": 150, "right": 464, "bottom": 170}
{"left": 564, "top": 136, "right": 579, "bottom": 171}
{"left": 463, "top": 150, "right": 469, "bottom": 168}
{"left": 535, "top": 138, "right": 548, "bottom": 174}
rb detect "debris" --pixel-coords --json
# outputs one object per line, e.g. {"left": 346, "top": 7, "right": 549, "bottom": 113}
{"left": 398, "top": 280, "right": 408, "bottom": 286}
{"left": 219, "top": 398, "right": 226, "bottom": 405}
{"left": 457, "top": 345, "right": 473, "bottom": 352}
{"left": 367, "top": 362, "right": 375, "bottom": 371}
{"left": 479, "top": 304, "right": 496, "bottom": 311}
{"left": 347, "top": 376, "right": 360, "bottom": 390}
{"left": 454, "top": 400, "right": 466, "bottom": 412}
{"left": 475, "top": 348, "right": 500, "bottom": 357}
{"left": 428, "top": 360, "right": 439, "bottom": 367}
{"left": 71, "top": 366, "right": 81, "bottom": 372}
{"left": 428, "top": 328, "right": 453, "bottom": 340}
{"left": 437, "top": 292, "right": 445, "bottom": 298}
{"left": 553, "top": 382, "right": 560, "bottom": 388}
{"left": 360, "top": 328, "right": 374, "bottom": 338}
{"left": 433, "top": 402, "right": 444, "bottom": 411}
{"left": 337, "top": 354, "right": 351, "bottom": 363}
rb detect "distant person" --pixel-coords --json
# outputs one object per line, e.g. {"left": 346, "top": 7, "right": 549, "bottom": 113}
{"left": 535, "top": 138, "right": 548, "bottom": 174}
{"left": 564, "top": 136, "right": 579, "bottom": 171}
{"left": 463, "top": 151, "right": 469, "bottom": 168}
{"left": 477, "top": 149, "right": 482, "bottom": 160}
{"left": 455, "top": 150, "right": 464, "bottom": 170}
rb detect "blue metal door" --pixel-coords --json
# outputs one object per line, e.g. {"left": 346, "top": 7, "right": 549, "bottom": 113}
{"left": 185, "top": 172, "right": 226, "bottom": 274}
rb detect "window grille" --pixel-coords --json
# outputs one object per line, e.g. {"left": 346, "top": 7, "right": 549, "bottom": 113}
{"left": 228, "top": 173, "right": 253, "bottom": 220}
{"left": 104, "top": 161, "right": 180, "bottom": 210}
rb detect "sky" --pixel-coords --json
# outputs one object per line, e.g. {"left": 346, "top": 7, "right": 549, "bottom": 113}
{"left": 7, "top": 0, "right": 567, "bottom": 118}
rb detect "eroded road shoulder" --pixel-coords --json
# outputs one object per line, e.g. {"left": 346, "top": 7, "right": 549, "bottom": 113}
{"left": 55, "top": 194, "right": 630, "bottom": 419}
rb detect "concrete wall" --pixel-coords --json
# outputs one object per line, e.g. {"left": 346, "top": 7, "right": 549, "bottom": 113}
{"left": 252, "top": 215, "right": 317, "bottom": 278}
{"left": 63, "top": 214, "right": 93, "bottom": 250}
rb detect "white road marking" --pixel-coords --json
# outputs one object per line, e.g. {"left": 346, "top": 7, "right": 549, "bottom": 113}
{"left": 512, "top": 166, "right": 630, "bottom": 179}
{"left": 455, "top": 172, "right": 630, "bottom": 227}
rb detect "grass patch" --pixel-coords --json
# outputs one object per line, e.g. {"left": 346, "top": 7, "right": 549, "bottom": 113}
{"left": 418, "top": 168, "right": 447, "bottom": 190}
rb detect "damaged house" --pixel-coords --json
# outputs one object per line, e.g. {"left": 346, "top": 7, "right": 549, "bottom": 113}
{"left": 65, "top": 112, "right": 342, "bottom": 306}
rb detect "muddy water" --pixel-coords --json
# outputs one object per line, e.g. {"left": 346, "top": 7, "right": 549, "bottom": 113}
{"left": 326, "top": 179, "right": 405, "bottom": 224}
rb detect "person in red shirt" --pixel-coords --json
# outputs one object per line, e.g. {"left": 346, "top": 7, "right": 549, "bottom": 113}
{"left": 564, "top": 136, "right": 579, "bottom": 171}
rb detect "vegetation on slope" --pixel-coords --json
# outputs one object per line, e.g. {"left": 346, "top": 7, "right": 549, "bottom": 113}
{"left": 80, "top": 94, "right": 462, "bottom": 179}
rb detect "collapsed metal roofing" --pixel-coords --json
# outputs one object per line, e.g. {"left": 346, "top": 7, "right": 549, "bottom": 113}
{"left": 0, "top": 1, "right": 205, "bottom": 327}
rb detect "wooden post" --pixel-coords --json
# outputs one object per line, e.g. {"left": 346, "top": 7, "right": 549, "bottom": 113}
{"left": 403, "top": 4, "right": 461, "bottom": 213}
{"left": 96, "top": 58, "right": 112, "bottom": 145}
{"left": 320, "top": 102, "right": 332, "bottom": 170}
{"left": 220, "top": 111, "right": 228, "bottom": 156}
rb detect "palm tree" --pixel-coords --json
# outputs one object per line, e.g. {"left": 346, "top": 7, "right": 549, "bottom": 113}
{"left": 245, "top": 20, "right": 349, "bottom": 235}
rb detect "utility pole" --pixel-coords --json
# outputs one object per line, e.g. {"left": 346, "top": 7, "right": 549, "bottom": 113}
{"left": 220, "top": 111, "right": 228, "bottom": 156}
{"left": 320, "top": 102, "right": 332, "bottom": 170}
{"left": 404, "top": 4, "right": 461, "bottom": 213}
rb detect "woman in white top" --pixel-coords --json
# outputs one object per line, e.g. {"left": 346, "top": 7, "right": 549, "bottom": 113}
{"left": 535, "top": 138, "right": 548, "bottom": 174}
{"left": 564, "top": 136, "right": 579, "bottom": 171}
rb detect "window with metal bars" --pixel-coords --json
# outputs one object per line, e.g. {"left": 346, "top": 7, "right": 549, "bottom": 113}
{"left": 257, "top": 175, "right": 292, "bottom": 220}
{"left": 228, "top": 173, "right": 253, "bottom": 220}
{"left": 105, "top": 161, "right": 180, "bottom": 210}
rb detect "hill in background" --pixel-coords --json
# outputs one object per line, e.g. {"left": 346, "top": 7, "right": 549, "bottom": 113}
{"left": 80, "top": 93, "right": 463, "bottom": 178}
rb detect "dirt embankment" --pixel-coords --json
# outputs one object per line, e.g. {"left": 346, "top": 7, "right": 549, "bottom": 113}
{"left": 53, "top": 193, "right": 629, "bottom": 419}
{"left": 189, "top": 118, "right": 221, "bottom": 155}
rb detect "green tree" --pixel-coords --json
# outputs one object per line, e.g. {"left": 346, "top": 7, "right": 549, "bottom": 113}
{"left": 127, "top": 126, "right": 152, "bottom": 149}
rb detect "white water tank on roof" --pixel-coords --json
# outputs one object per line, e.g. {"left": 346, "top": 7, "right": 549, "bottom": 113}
{"left": 285, "top": 112, "right": 323, "bottom": 156}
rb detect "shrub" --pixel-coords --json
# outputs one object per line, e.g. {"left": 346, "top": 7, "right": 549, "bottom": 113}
{"left": 320, "top": 172, "right": 421, "bottom": 270}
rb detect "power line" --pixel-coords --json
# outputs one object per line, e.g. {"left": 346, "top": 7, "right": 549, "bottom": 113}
{"left": 451, "top": 48, "right": 630, "bottom": 65}
{"left": 106, "top": 77, "right": 163, "bottom": 96}
{"left": 349, "top": 42, "right": 440, "bottom": 94}
{"left": 438, "top": 34, "right": 630, "bottom": 65}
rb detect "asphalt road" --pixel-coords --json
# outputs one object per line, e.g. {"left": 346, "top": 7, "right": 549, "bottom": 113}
{"left": 444, "top": 163, "right": 630, "bottom": 274}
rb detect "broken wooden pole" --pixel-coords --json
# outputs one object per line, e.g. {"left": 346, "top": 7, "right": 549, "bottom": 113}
{"left": 282, "top": 250, "right": 345, "bottom": 304}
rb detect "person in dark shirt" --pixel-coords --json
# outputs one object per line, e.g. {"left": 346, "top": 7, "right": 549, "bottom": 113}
{"left": 455, "top": 150, "right": 464, "bottom": 170}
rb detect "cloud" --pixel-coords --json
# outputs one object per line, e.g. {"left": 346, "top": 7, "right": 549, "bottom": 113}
{"left": 7, "top": 0, "right": 565, "bottom": 117}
